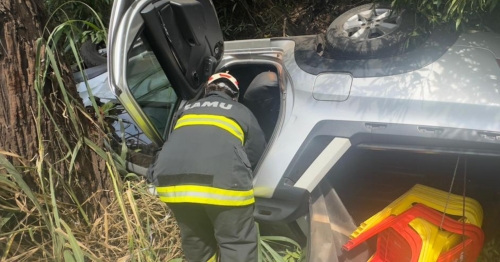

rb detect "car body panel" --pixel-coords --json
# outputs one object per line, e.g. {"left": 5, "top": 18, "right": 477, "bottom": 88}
{"left": 108, "top": 0, "right": 134, "bottom": 69}
{"left": 248, "top": 36, "right": 500, "bottom": 197}
{"left": 109, "top": 0, "right": 168, "bottom": 145}
{"left": 107, "top": 0, "right": 500, "bottom": 222}
{"left": 292, "top": 31, "right": 460, "bottom": 78}
{"left": 108, "top": 0, "right": 225, "bottom": 146}
{"left": 312, "top": 73, "right": 353, "bottom": 101}
{"left": 454, "top": 31, "right": 500, "bottom": 58}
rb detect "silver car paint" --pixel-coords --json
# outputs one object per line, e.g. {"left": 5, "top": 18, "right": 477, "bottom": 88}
{"left": 108, "top": 2, "right": 500, "bottom": 198}
{"left": 312, "top": 73, "right": 353, "bottom": 101}
{"left": 109, "top": 0, "right": 169, "bottom": 145}
{"left": 223, "top": 34, "right": 500, "bottom": 198}
{"left": 454, "top": 31, "right": 500, "bottom": 58}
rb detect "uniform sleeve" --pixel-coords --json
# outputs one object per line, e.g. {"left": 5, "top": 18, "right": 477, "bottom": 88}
{"left": 245, "top": 110, "right": 267, "bottom": 169}
{"left": 146, "top": 147, "right": 162, "bottom": 186}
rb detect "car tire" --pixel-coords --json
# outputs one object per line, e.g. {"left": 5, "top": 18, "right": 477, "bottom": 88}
{"left": 325, "top": 3, "right": 416, "bottom": 59}
{"left": 80, "top": 40, "right": 107, "bottom": 67}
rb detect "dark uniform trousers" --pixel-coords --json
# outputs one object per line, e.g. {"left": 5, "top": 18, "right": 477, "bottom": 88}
{"left": 169, "top": 203, "right": 258, "bottom": 262}
{"left": 150, "top": 92, "right": 266, "bottom": 262}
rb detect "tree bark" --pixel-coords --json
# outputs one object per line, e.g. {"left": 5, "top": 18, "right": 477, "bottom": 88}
{"left": 0, "top": 0, "right": 110, "bottom": 214}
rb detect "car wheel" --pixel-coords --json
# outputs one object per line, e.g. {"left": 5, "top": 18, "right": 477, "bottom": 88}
{"left": 325, "top": 3, "right": 415, "bottom": 59}
{"left": 80, "top": 40, "right": 107, "bottom": 67}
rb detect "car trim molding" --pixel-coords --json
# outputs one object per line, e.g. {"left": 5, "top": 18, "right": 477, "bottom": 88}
{"left": 109, "top": 0, "right": 166, "bottom": 145}
{"left": 294, "top": 137, "right": 351, "bottom": 192}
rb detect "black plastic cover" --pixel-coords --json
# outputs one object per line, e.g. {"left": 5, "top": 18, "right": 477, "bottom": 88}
{"left": 282, "top": 120, "right": 500, "bottom": 184}
{"left": 73, "top": 64, "right": 108, "bottom": 83}
{"left": 141, "top": 0, "right": 224, "bottom": 99}
{"left": 254, "top": 184, "right": 309, "bottom": 223}
{"left": 242, "top": 72, "right": 280, "bottom": 141}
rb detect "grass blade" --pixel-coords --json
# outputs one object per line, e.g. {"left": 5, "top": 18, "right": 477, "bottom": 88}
{"left": 0, "top": 154, "right": 50, "bottom": 231}
{"left": 260, "top": 239, "right": 285, "bottom": 262}
{"left": 84, "top": 137, "right": 107, "bottom": 159}
{"left": 0, "top": 174, "right": 17, "bottom": 189}
{"left": 106, "top": 153, "right": 134, "bottom": 251}
{"left": 0, "top": 213, "right": 14, "bottom": 232}
{"left": 44, "top": 45, "right": 81, "bottom": 136}
{"left": 66, "top": 29, "right": 104, "bottom": 126}
{"left": 260, "top": 236, "right": 302, "bottom": 250}
{"left": 63, "top": 250, "right": 77, "bottom": 262}
{"left": 68, "top": 139, "right": 83, "bottom": 183}
{"left": 49, "top": 168, "right": 65, "bottom": 260}
{"left": 58, "top": 220, "right": 84, "bottom": 262}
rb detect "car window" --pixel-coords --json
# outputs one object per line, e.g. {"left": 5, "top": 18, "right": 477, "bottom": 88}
{"left": 126, "top": 34, "right": 178, "bottom": 138}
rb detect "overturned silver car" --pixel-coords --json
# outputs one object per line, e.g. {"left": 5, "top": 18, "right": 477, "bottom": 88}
{"left": 98, "top": 0, "right": 500, "bottom": 261}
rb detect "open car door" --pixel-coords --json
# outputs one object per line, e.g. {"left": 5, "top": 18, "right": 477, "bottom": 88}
{"left": 108, "top": 0, "right": 224, "bottom": 146}
{"left": 108, "top": 0, "right": 310, "bottom": 232}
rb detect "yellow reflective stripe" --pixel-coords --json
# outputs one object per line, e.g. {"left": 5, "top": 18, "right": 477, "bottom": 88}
{"left": 180, "top": 114, "right": 244, "bottom": 135}
{"left": 174, "top": 114, "right": 244, "bottom": 144}
{"left": 176, "top": 120, "right": 244, "bottom": 144}
{"left": 157, "top": 185, "right": 254, "bottom": 197}
{"left": 157, "top": 185, "right": 255, "bottom": 206}
{"left": 207, "top": 253, "right": 217, "bottom": 262}
{"left": 159, "top": 196, "right": 255, "bottom": 206}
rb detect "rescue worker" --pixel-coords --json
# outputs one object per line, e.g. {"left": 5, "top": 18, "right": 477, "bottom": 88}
{"left": 148, "top": 72, "right": 266, "bottom": 262}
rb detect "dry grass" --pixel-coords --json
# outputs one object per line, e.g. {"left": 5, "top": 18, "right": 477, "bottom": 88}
{"left": 0, "top": 2, "right": 310, "bottom": 262}
{"left": 0, "top": 3, "right": 184, "bottom": 260}
{"left": 0, "top": 155, "right": 184, "bottom": 261}
{"left": 85, "top": 181, "right": 183, "bottom": 261}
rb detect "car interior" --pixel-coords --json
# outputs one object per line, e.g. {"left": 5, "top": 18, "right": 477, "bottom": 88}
{"left": 109, "top": 29, "right": 284, "bottom": 170}
{"left": 124, "top": 30, "right": 283, "bottom": 143}
{"left": 218, "top": 63, "right": 281, "bottom": 142}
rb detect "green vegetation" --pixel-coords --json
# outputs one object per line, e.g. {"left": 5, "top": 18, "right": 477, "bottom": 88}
{"left": 1, "top": 2, "right": 305, "bottom": 261}
{"left": 215, "top": 0, "right": 499, "bottom": 40}
{"left": 43, "top": 0, "right": 500, "bottom": 43}
{"left": 215, "top": 0, "right": 356, "bottom": 40}
{"left": 0, "top": 7, "right": 182, "bottom": 260}
{"left": 2, "top": 0, "right": 499, "bottom": 261}
{"left": 388, "top": 0, "right": 500, "bottom": 31}
{"left": 45, "top": 0, "right": 111, "bottom": 50}
{"left": 259, "top": 235, "right": 306, "bottom": 262}
{"left": 46, "top": 0, "right": 112, "bottom": 28}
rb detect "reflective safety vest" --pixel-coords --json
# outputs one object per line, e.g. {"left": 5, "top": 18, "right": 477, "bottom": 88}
{"left": 174, "top": 114, "right": 245, "bottom": 144}
{"left": 156, "top": 185, "right": 255, "bottom": 206}
{"left": 149, "top": 92, "right": 266, "bottom": 207}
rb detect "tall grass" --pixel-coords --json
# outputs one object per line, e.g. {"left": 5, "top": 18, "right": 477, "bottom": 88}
{"left": 0, "top": 151, "right": 183, "bottom": 261}
{"left": 1, "top": 3, "right": 306, "bottom": 261}
{"left": 0, "top": 3, "right": 183, "bottom": 261}
{"left": 46, "top": 0, "right": 111, "bottom": 44}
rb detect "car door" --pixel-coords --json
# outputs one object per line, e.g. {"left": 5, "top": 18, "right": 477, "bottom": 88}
{"left": 107, "top": 0, "right": 310, "bottom": 228}
{"left": 108, "top": 0, "right": 224, "bottom": 146}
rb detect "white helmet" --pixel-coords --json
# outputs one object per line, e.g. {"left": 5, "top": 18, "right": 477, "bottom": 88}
{"left": 207, "top": 72, "right": 239, "bottom": 99}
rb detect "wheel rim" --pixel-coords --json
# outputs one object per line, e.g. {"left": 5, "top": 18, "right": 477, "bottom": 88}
{"left": 342, "top": 8, "right": 401, "bottom": 40}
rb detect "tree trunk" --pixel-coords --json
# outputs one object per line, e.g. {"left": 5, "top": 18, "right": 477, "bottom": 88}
{"left": 0, "top": 0, "right": 110, "bottom": 213}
